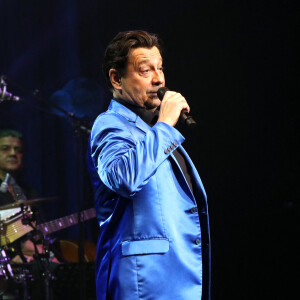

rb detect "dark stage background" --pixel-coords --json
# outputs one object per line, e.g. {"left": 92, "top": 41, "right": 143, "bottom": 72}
{"left": 0, "top": 0, "right": 298, "bottom": 299}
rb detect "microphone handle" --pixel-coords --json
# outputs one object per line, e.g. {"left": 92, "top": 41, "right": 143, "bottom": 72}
{"left": 180, "top": 111, "right": 197, "bottom": 128}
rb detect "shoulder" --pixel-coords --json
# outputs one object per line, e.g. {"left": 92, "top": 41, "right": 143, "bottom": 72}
{"left": 90, "top": 113, "right": 138, "bottom": 153}
{"left": 92, "top": 100, "right": 136, "bottom": 129}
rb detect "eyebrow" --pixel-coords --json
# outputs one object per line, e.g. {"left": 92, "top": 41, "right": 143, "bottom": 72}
{"left": 137, "top": 58, "right": 163, "bottom": 65}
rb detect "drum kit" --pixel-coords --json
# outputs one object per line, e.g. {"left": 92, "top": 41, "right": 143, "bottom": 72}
{"left": 0, "top": 197, "right": 59, "bottom": 300}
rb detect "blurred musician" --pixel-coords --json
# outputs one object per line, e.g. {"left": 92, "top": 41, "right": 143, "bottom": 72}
{"left": 0, "top": 129, "right": 59, "bottom": 262}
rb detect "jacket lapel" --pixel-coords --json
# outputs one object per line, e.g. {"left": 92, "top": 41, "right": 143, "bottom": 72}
{"left": 109, "top": 99, "right": 202, "bottom": 201}
{"left": 178, "top": 146, "right": 207, "bottom": 199}
{"left": 170, "top": 150, "right": 196, "bottom": 203}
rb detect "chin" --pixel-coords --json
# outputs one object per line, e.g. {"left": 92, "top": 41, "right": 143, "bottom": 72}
{"left": 145, "top": 98, "right": 160, "bottom": 110}
{"left": 6, "top": 166, "right": 21, "bottom": 173}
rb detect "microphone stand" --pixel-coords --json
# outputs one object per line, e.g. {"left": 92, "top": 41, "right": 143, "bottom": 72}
{"left": 33, "top": 89, "right": 90, "bottom": 300}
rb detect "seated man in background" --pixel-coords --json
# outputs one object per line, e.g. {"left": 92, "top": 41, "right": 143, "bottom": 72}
{"left": 0, "top": 129, "right": 32, "bottom": 204}
{"left": 0, "top": 128, "right": 59, "bottom": 263}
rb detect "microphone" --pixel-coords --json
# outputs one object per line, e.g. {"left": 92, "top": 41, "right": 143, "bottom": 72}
{"left": 0, "top": 173, "right": 11, "bottom": 193}
{"left": 157, "top": 87, "right": 197, "bottom": 128}
{"left": 0, "top": 87, "right": 20, "bottom": 102}
{"left": 0, "top": 76, "right": 20, "bottom": 102}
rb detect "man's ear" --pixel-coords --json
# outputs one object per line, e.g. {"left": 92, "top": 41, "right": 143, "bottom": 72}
{"left": 109, "top": 69, "right": 122, "bottom": 91}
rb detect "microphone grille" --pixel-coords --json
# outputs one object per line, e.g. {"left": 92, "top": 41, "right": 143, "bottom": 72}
{"left": 157, "top": 87, "right": 169, "bottom": 101}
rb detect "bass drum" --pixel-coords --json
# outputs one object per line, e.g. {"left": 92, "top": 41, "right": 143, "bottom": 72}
{"left": 59, "top": 240, "right": 96, "bottom": 262}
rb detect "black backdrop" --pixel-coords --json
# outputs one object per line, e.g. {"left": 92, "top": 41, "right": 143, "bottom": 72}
{"left": 0, "top": 0, "right": 298, "bottom": 299}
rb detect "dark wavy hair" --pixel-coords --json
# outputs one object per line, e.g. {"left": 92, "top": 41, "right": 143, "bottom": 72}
{"left": 102, "top": 30, "right": 162, "bottom": 91}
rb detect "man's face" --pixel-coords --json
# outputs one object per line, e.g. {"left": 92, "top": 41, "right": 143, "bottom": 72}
{"left": 117, "top": 46, "right": 165, "bottom": 110}
{"left": 0, "top": 137, "right": 23, "bottom": 179}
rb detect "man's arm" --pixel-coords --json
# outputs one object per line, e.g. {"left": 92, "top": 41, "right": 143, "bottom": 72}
{"left": 90, "top": 113, "right": 184, "bottom": 198}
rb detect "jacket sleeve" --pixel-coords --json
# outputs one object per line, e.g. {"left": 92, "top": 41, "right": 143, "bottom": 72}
{"left": 90, "top": 113, "right": 185, "bottom": 198}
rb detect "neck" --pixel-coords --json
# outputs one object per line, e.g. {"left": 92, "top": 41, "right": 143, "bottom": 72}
{"left": 114, "top": 97, "right": 158, "bottom": 113}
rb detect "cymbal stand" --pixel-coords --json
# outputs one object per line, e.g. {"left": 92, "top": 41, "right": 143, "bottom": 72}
{"left": 11, "top": 206, "right": 35, "bottom": 300}
{"left": 32, "top": 231, "right": 55, "bottom": 300}
{"left": 14, "top": 207, "right": 55, "bottom": 300}
{"left": 22, "top": 207, "right": 55, "bottom": 300}
{"left": 13, "top": 266, "right": 32, "bottom": 300}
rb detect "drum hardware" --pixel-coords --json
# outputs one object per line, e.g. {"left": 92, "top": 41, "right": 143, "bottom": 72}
{"left": 20, "top": 204, "right": 35, "bottom": 227}
{"left": 35, "top": 256, "right": 56, "bottom": 300}
{"left": 0, "top": 206, "right": 96, "bottom": 299}
{"left": 0, "top": 213, "right": 35, "bottom": 300}
{"left": 0, "top": 206, "right": 38, "bottom": 300}
{"left": 0, "top": 248, "right": 14, "bottom": 279}
{"left": 0, "top": 247, "right": 14, "bottom": 300}
{"left": 0, "top": 236, "right": 56, "bottom": 300}
{"left": 24, "top": 222, "right": 58, "bottom": 300}
{"left": 12, "top": 266, "right": 33, "bottom": 300}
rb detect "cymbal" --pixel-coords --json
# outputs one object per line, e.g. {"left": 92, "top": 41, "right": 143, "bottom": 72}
{"left": 0, "top": 197, "right": 59, "bottom": 210}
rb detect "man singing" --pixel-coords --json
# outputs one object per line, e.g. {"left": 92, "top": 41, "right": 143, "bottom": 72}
{"left": 88, "top": 30, "right": 210, "bottom": 300}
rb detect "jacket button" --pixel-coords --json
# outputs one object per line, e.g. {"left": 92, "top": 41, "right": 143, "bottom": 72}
{"left": 173, "top": 141, "right": 178, "bottom": 146}
{"left": 164, "top": 149, "right": 169, "bottom": 154}
{"left": 195, "top": 238, "right": 201, "bottom": 245}
{"left": 190, "top": 207, "right": 197, "bottom": 213}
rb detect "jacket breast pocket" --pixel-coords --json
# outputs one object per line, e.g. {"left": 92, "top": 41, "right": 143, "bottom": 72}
{"left": 121, "top": 238, "right": 169, "bottom": 256}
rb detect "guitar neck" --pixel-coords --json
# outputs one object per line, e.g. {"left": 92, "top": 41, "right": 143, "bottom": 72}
{"left": 37, "top": 208, "right": 96, "bottom": 235}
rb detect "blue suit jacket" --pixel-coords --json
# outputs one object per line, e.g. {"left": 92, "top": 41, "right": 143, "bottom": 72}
{"left": 88, "top": 100, "right": 211, "bottom": 300}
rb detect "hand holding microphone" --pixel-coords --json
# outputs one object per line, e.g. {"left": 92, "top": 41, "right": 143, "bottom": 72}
{"left": 157, "top": 87, "right": 197, "bottom": 128}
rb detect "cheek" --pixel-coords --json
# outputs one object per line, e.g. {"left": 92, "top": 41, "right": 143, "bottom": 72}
{"left": 133, "top": 76, "right": 150, "bottom": 89}
{"left": 132, "top": 85, "right": 145, "bottom": 97}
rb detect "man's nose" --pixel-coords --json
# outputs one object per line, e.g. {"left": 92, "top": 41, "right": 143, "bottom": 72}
{"left": 9, "top": 148, "right": 17, "bottom": 155}
{"left": 152, "top": 70, "right": 164, "bottom": 85}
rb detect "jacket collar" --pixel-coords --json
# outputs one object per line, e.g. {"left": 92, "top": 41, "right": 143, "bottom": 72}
{"left": 108, "top": 100, "right": 150, "bottom": 133}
